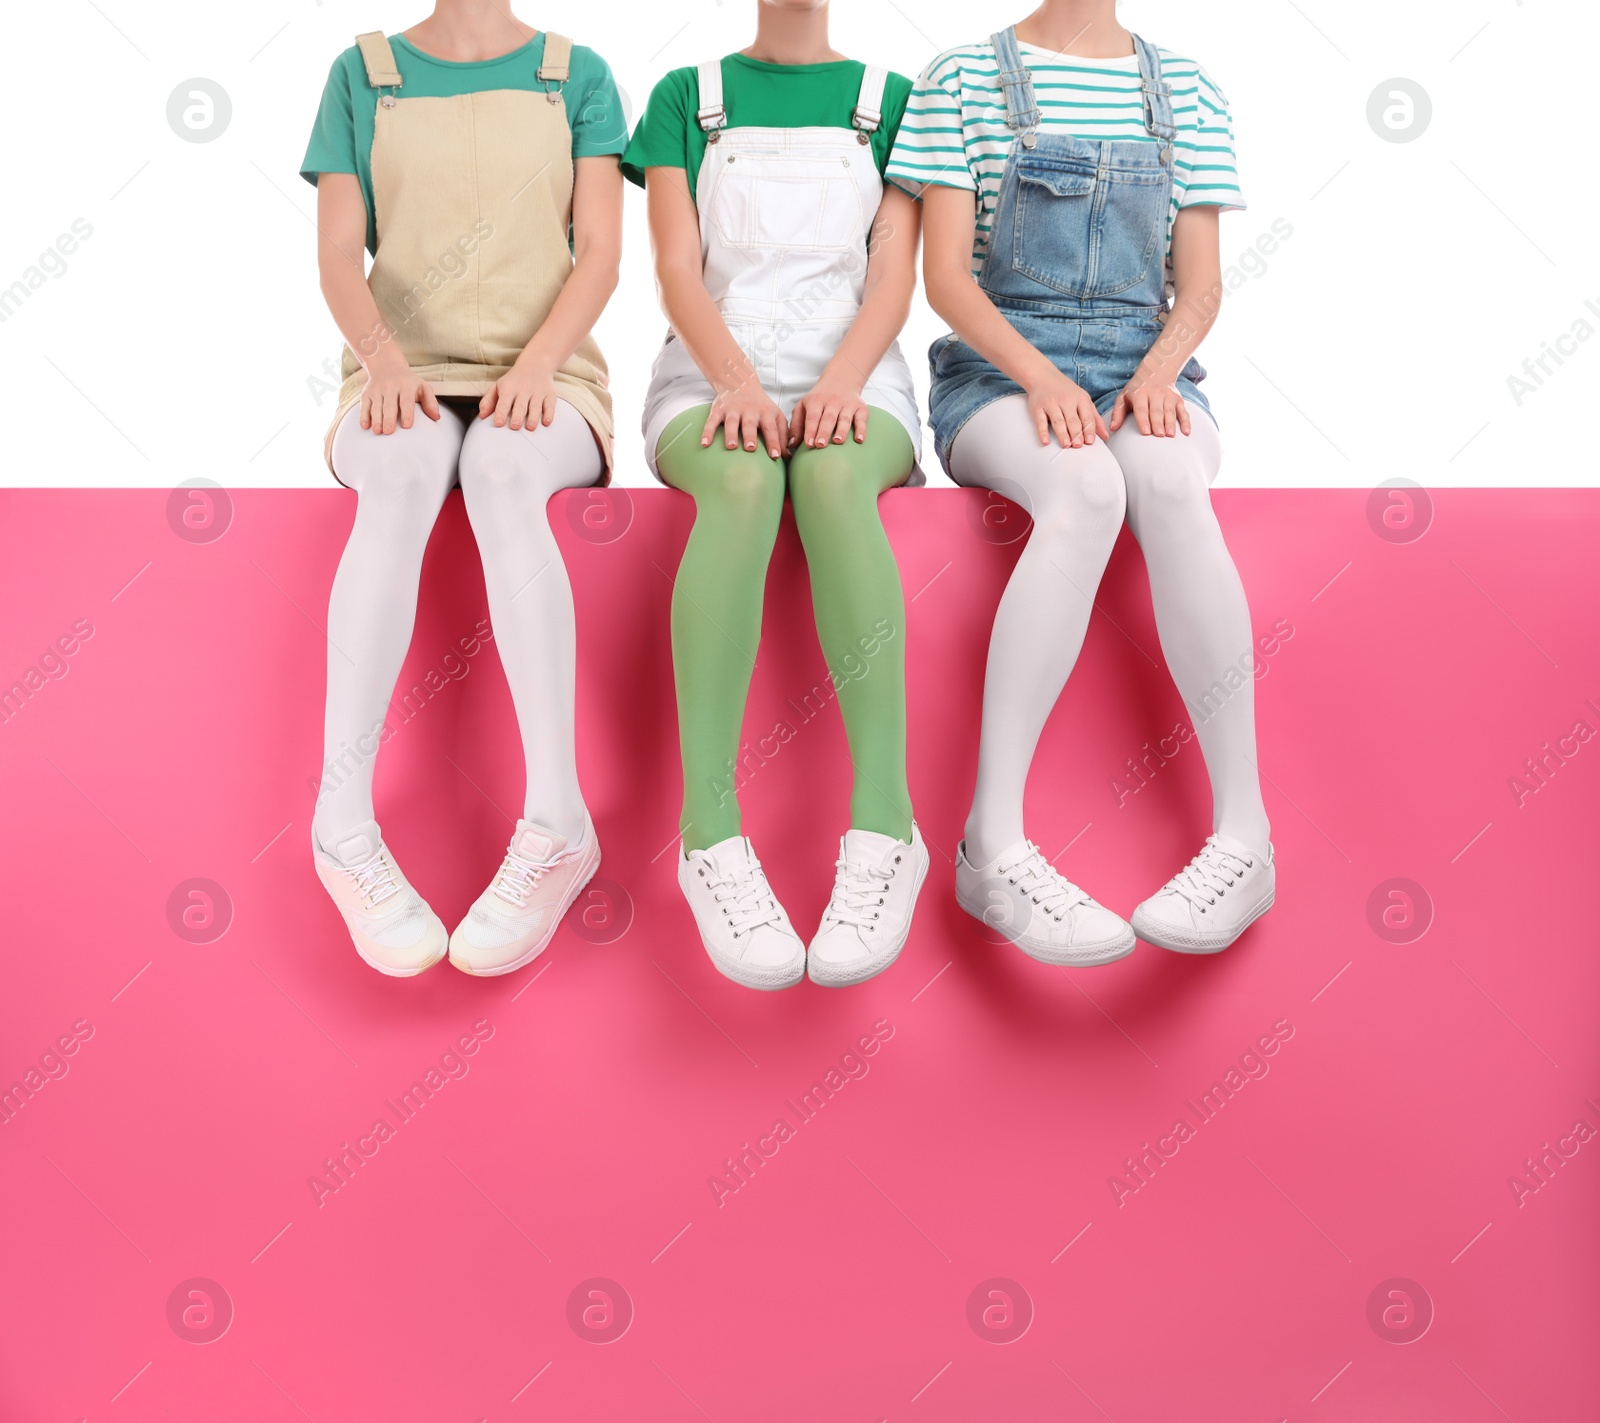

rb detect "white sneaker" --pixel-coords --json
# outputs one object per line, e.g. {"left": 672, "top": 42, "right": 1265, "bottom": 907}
{"left": 678, "top": 836, "right": 806, "bottom": 991}
{"left": 313, "top": 821, "right": 448, "bottom": 977}
{"left": 807, "top": 824, "right": 929, "bottom": 988}
{"left": 1131, "top": 834, "right": 1276, "bottom": 954}
{"left": 955, "top": 839, "right": 1135, "bottom": 966}
{"left": 449, "top": 816, "right": 601, "bottom": 976}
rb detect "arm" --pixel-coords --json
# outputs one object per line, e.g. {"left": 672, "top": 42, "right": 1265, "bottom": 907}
{"left": 316, "top": 172, "right": 440, "bottom": 434}
{"left": 921, "top": 184, "right": 1107, "bottom": 449}
{"left": 1110, "top": 204, "right": 1224, "bottom": 437}
{"left": 480, "top": 155, "right": 624, "bottom": 429}
{"left": 791, "top": 184, "right": 921, "bottom": 448}
{"left": 645, "top": 164, "right": 786, "bottom": 459}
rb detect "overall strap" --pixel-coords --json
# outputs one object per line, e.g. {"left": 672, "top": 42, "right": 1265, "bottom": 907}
{"left": 695, "top": 60, "right": 727, "bottom": 141}
{"left": 851, "top": 65, "right": 888, "bottom": 143}
{"left": 537, "top": 31, "right": 572, "bottom": 102}
{"left": 990, "top": 27, "right": 1040, "bottom": 149}
{"left": 537, "top": 32, "right": 573, "bottom": 83}
{"left": 1132, "top": 35, "right": 1176, "bottom": 163}
{"left": 355, "top": 32, "right": 403, "bottom": 102}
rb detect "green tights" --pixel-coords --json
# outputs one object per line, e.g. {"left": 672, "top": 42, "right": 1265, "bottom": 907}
{"left": 658, "top": 405, "right": 915, "bottom": 851}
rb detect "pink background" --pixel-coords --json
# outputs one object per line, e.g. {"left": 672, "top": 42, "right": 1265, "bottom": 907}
{"left": 1, "top": 486, "right": 1596, "bottom": 1421}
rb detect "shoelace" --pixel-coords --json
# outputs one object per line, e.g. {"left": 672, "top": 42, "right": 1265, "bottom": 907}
{"left": 997, "top": 843, "right": 1091, "bottom": 923}
{"left": 824, "top": 852, "right": 899, "bottom": 932}
{"left": 696, "top": 859, "right": 782, "bottom": 938}
{"left": 1166, "top": 837, "right": 1256, "bottom": 913}
{"left": 490, "top": 851, "right": 551, "bottom": 909}
{"left": 347, "top": 852, "right": 401, "bottom": 910}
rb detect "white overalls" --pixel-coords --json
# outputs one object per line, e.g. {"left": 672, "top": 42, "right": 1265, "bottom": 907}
{"left": 639, "top": 60, "right": 923, "bottom": 481}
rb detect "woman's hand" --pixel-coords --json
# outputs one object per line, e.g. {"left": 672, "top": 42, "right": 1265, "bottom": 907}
{"left": 1111, "top": 380, "right": 1191, "bottom": 438}
{"left": 360, "top": 358, "right": 441, "bottom": 435}
{"left": 702, "top": 380, "right": 786, "bottom": 460}
{"left": 480, "top": 358, "right": 559, "bottom": 430}
{"left": 1025, "top": 367, "right": 1108, "bottom": 449}
{"left": 789, "top": 370, "right": 870, "bottom": 449}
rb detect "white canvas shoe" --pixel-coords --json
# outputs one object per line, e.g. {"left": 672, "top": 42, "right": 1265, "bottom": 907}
{"left": 313, "top": 821, "right": 448, "bottom": 977}
{"left": 807, "top": 824, "right": 929, "bottom": 988}
{"left": 449, "top": 816, "right": 601, "bottom": 976}
{"left": 955, "top": 838, "right": 1135, "bottom": 966}
{"left": 678, "top": 836, "right": 806, "bottom": 991}
{"left": 1131, "top": 834, "right": 1276, "bottom": 954}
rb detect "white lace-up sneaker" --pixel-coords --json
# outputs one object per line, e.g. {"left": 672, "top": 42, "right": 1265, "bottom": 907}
{"left": 1131, "top": 834, "right": 1276, "bottom": 954}
{"left": 679, "top": 836, "right": 806, "bottom": 991}
{"left": 955, "top": 839, "right": 1135, "bottom": 966}
{"left": 449, "top": 816, "right": 601, "bottom": 976}
{"left": 807, "top": 824, "right": 930, "bottom": 988}
{"left": 313, "top": 821, "right": 448, "bottom": 977}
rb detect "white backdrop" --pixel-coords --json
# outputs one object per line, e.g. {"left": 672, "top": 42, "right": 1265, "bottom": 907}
{"left": 0, "top": 0, "right": 1592, "bottom": 488}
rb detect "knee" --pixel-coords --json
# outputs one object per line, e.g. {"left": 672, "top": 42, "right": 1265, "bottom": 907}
{"left": 349, "top": 437, "right": 456, "bottom": 526}
{"left": 458, "top": 427, "right": 537, "bottom": 503}
{"left": 1113, "top": 433, "right": 1214, "bottom": 537}
{"left": 698, "top": 458, "right": 784, "bottom": 532}
{"left": 1027, "top": 449, "right": 1127, "bottom": 547}
{"left": 789, "top": 449, "right": 868, "bottom": 524}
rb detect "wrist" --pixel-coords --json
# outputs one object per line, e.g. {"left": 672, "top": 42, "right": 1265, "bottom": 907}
{"left": 819, "top": 360, "right": 865, "bottom": 396}
{"left": 1019, "top": 354, "right": 1064, "bottom": 391}
{"left": 712, "top": 362, "right": 759, "bottom": 399}
{"left": 514, "top": 344, "right": 559, "bottom": 376}
{"left": 364, "top": 347, "right": 410, "bottom": 379}
{"left": 1128, "top": 361, "right": 1181, "bottom": 392}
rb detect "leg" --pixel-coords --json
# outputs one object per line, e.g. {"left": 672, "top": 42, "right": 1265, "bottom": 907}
{"left": 950, "top": 395, "right": 1128, "bottom": 865}
{"left": 789, "top": 413, "right": 932, "bottom": 988}
{"left": 657, "top": 405, "right": 786, "bottom": 851}
{"left": 786, "top": 410, "right": 915, "bottom": 841}
{"left": 457, "top": 401, "right": 603, "bottom": 846}
{"left": 1109, "top": 415, "right": 1270, "bottom": 855}
{"left": 314, "top": 403, "right": 466, "bottom": 855}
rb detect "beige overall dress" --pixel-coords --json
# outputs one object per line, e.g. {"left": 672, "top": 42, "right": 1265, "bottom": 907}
{"left": 323, "top": 31, "right": 614, "bottom": 480}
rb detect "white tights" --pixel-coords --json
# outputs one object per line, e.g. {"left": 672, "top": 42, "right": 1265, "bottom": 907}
{"left": 313, "top": 398, "right": 602, "bottom": 858}
{"left": 950, "top": 393, "right": 1270, "bottom": 866}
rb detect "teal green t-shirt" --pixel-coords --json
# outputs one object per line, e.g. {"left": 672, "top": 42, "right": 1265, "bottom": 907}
{"left": 621, "top": 54, "right": 912, "bottom": 192}
{"left": 301, "top": 33, "right": 629, "bottom": 253}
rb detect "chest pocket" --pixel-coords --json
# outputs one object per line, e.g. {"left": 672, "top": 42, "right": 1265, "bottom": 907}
{"left": 1010, "top": 154, "right": 1170, "bottom": 300}
{"left": 709, "top": 156, "right": 865, "bottom": 253}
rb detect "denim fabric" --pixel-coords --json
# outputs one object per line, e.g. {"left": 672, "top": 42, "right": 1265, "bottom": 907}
{"left": 929, "top": 27, "right": 1211, "bottom": 470}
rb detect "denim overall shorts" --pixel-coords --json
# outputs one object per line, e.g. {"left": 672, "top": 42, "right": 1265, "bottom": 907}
{"left": 927, "top": 27, "right": 1211, "bottom": 473}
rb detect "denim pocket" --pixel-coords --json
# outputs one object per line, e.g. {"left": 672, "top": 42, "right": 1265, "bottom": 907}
{"left": 929, "top": 332, "right": 962, "bottom": 378}
{"left": 1012, "top": 157, "right": 1168, "bottom": 299}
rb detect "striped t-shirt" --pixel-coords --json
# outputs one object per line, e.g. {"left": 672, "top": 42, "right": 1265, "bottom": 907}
{"left": 886, "top": 41, "right": 1245, "bottom": 275}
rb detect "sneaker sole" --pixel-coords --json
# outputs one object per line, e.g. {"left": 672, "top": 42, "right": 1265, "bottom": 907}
{"left": 449, "top": 845, "right": 602, "bottom": 977}
{"left": 705, "top": 949, "right": 807, "bottom": 992}
{"left": 1132, "top": 888, "right": 1276, "bottom": 955}
{"left": 955, "top": 889, "right": 1137, "bottom": 967}
{"left": 808, "top": 851, "right": 930, "bottom": 989}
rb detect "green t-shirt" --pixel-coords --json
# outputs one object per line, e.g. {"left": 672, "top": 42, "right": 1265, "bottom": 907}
{"left": 621, "top": 54, "right": 912, "bottom": 191}
{"left": 301, "top": 33, "right": 628, "bottom": 253}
